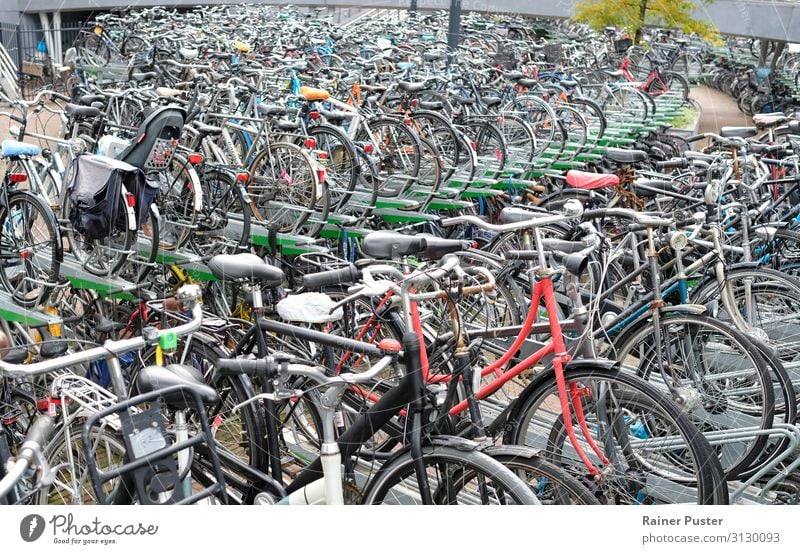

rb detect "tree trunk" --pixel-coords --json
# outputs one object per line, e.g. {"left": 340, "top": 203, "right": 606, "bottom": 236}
{"left": 633, "top": 0, "right": 648, "bottom": 44}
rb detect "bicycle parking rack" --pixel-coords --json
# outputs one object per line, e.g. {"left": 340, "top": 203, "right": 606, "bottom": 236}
{"left": 0, "top": 289, "right": 62, "bottom": 326}
{"left": 59, "top": 252, "right": 145, "bottom": 301}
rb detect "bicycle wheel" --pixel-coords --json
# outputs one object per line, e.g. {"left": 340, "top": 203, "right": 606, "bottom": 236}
{"left": 361, "top": 442, "right": 540, "bottom": 504}
{"left": 247, "top": 142, "right": 319, "bottom": 232}
{"left": 0, "top": 190, "right": 62, "bottom": 307}
{"left": 483, "top": 445, "right": 601, "bottom": 505}
{"left": 506, "top": 94, "right": 558, "bottom": 157}
{"left": 356, "top": 116, "right": 421, "bottom": 184}
{"left": 308, "top": 125, "right": 358, "bottom": 210}
{"left": 150, "top": 155, "right": 200, "bottom": 251}
{"left": 170, "top": 335, "right": 267, "bottom": 470}
{"left": 611, "top": 312, "right": 776, "bottom": 480}
{"left": 410, "top": 111, "right": 461, "bottom": 182}
{"left": 36, "top": 423, "right": 131, "bottom": 505}
{"left": 190, "top": 169, "right": 251, "bottom": 257}
{"left": 661, "top": 71, "right": 691, "bottom": 101}
{"left": 460, "top": 119, "right": 506, "bottom": 173}
{"left": 121, "top": 35, "right": 149, "bottom": 56}
{"left": 506, "top": 365, "right": 728, "bottom": 504}
{"left": 692, "top": 267, "right": 800, "bottom": 373}
{"left": 76, "top": 34, "right": 110, "bottom": 65}
{"left": 570, "top": 97, "right": 607, "bottom": 139}
{"left": 494, "top": 113, "right": 536, "bottom": 164}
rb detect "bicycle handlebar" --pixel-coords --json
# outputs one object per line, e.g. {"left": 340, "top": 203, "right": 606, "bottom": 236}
{"left": 441, "top": 201, "right": 583, "bottom": 233}
{"left": 0, "top": 284, "right": 203, "bottom": 379}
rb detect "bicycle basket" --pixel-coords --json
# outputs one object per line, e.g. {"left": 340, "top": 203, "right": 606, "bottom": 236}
{"left": 614, "top": 38, "right": 632, "bottom": 54}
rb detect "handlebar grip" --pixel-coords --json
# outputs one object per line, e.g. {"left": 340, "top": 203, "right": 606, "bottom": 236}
{"left": 25, "top": 416, "right": 55, "bottom": 449}
{"left": 581, "top": 209, "right": 608, "bottom": 219}
{"left": 215, "top": 358, "right": 269, "bottom": 377}
{"left": 301, "top": 263, "right": 360, "bottom": 290}
{"left": 505, "top": 250, "right": 540, "bottom": 261}
{"left": 685, "top": 134, "right": 706, "bottom": 143}
{"left": 654, "top": 159, "right": 689, "bottom": 170}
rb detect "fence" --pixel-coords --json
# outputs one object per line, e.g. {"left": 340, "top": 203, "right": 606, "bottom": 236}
{"left": 0, "top": 22, "right": 86, "bottom": 100}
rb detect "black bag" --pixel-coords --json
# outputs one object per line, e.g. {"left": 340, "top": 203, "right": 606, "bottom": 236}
{"left": 68, "top": 154, "right": 146, "bottom": 240}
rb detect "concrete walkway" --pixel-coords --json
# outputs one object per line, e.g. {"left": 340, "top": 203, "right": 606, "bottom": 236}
{"left": 690, "top": 85, "right": 752, "bottom": 134}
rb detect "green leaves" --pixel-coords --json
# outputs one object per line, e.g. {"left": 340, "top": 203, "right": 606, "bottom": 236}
{"left": 573, "top": 0, "right": 720, "bottom": 44}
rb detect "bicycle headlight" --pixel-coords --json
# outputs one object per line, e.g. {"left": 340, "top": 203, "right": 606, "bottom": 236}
{"left": 669, "top": 232, "right": 688, "bottom": 251}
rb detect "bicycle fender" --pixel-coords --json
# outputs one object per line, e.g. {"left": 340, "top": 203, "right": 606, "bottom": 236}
{"left": 659, "top": 303, "right": 706, "bottom": 315}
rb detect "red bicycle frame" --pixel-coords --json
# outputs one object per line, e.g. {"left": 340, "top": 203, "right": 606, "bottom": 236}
{"left": 338, "top": 272, "right": 610, "bottom": 475}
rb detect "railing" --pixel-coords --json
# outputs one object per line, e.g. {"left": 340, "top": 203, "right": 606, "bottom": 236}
{"left": 0, "top": 22, "right": 86, "bottom": 100}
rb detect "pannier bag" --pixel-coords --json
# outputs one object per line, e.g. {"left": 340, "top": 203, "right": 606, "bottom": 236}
{"left": 67, "top": 154, "right": 151, "bottom": 240}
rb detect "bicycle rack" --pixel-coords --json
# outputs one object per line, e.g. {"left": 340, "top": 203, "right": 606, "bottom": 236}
{"left": 0, "top": 289, "right": 62, "bottom": 326}
{"left": 58, "top": 252, "right": 143, "bottom": 300}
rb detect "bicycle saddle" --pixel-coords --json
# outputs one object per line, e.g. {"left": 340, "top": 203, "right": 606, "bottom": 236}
{"left": 276, "top": 292, "right": 343, "bottom": 324}
{"left": 419, "top": 101, "right": 444, "bottom": 110}
{"left": 361, "top": 231, "right": 427, "bottom": 259}
{"left": 65, "top": 103, "right": 102, "bottom": 118}
{"left": 0, "top": 139, "right": 40, "bottom": 158}
{"left": 719, "top": 126, "right": 757, "bottom": 139}
{"left": 207, "top": 253, "right": 284, "bottom": 287}
{"left": 481, "top": 97, "right": 502, "bottom": 107}
{"left": 603, "top": 148, "right": 647, "bottom": 164}
{"left": 753, "top": 112, "right": 789, "bottom": 128}
{"left": 565, "top": 170, "right": 620, "bottom": 190}
{"left": 559, "top": 79, "right": 579, "bottom": 88}
{"left": 602, "top": 69, "right": 623, "bottom": 78}
{"left": 518, "top": 78, "right": 538, "bottom": 88}
{"left": 300, "top": 86, "right": 330, "bottom": 101}
{"left": 180, "top": 47, "right": 199, "bottom": 60}
{"left": 155, "top": 87, "right": 184, "bottom": 98}
{"left": 256, "top": 103, "right": 287, "bottom": 116}
{"left": 133, "top": 364, "right": 219, "bottom": 411}
{"left": 423, "top": 52, "right": 443, "bottom": 62}
{"left": 398, "top": 81, "right": 426, "bottom": 93}
{"left": 78, "top": 94, "right": 105, "bottom": 106}
{"left": 130, "top": 71, "right": 157, "bottom": 82}
{"left": 632, "top": 179, "right": 676, "bottom": 198}
{"left": 504, "top": 71, "right": 524, "bottom": 81}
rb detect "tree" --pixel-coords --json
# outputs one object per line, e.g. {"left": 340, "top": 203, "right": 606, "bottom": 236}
{"left": 573, "top": 0, "right": 719, "bottom": 44}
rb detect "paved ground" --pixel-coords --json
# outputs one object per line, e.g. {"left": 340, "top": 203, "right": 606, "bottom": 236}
{"left": 690, "top": 84, "right": 752, "bottom": 135}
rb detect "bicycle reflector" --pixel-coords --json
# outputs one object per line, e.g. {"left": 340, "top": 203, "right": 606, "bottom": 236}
{"left": 126, "top": 193, "right": 136, "bottom": 208}
{"left": 316, "top": 150, "right": 329, "bottom": 160}
{"left": 364, "top": 143, "right": 374, "bottom": 153}
{"left": 188, "top": 153, "right": 204, "bottom": 164}
{"left": 8, "top": 173, "right": 27, "bottom": 183}
{"left": 236, "top": 172, "right": 249, "bottom": 182}
{"left": 309, "top": 111, "right": 320, "bottom": 120}
{"left": 304, "top": 137, "right": 317, "bottom": 148}
{"left": 410, "top": 99, "right": 419, "bottom": 107}
{"left": 403, "top": 117, "right": 412, "bottom": 125}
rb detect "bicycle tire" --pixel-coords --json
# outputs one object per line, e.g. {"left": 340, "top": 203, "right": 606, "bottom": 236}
{"left": 506, "top": 365, "right": 728, "bottom": 505}
{"left": 611, "top": 312, "right": 776, "bottom": 480}
{"left": 482, "top": 445, "right": 601, "bottom": 505}
{"left": 0, "top": 190, "right": 62, "bottom": 308}
{"left": 361, "top": 441, "right": 540, "bottom": 504}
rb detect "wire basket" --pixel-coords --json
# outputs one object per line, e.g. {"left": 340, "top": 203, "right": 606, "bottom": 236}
{"left": 144, "top": 137, "right": 177, "bottom": 170}
{"left": 614, "top": 38, "right": 632, "bottom": 54}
